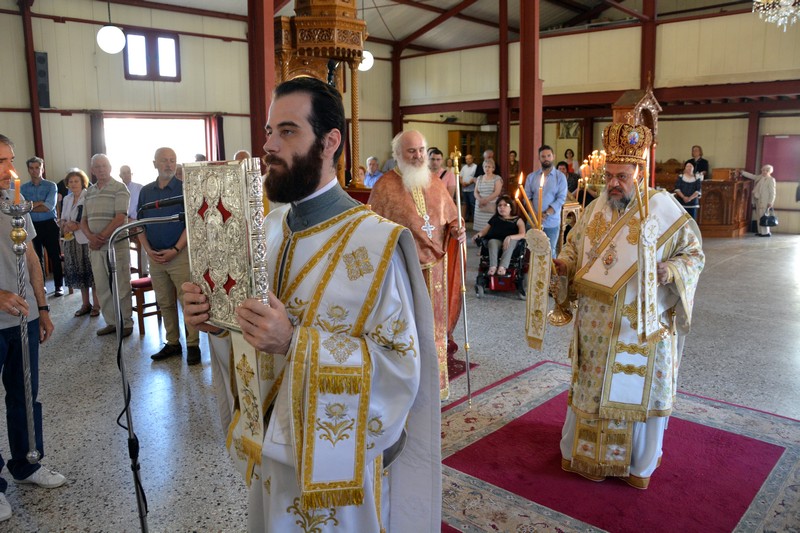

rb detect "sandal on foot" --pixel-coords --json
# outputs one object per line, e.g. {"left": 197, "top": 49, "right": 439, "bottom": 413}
{"left": 487, "top": 266, "right": 497, "bottom": 276}
{"left": 497, "top": 267, "right": 507, "bottom": 276}
{"left": 90, "top": 306, "right": 101, "bottom": 317}
{"left": 74, "top": 304, "right": 92, "bottom": 317}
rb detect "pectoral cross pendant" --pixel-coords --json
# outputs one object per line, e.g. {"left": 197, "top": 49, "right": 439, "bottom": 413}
{"left": 421, "top": 214, "right": 435, "bottom": 239}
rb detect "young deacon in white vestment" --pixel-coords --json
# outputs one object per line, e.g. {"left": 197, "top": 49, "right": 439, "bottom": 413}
{"left": 553, "top": 123, "right": 705, "bottom": 489}
{"left": 183, "top": 78, "right": 441, "bottom": 532}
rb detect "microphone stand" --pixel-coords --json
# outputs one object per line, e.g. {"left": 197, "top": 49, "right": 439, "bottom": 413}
{"left": 107, "top": 213, "right": 184, "bottom": 533}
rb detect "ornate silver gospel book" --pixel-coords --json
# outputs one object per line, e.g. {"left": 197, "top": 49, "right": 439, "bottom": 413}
{"left": 183, "top": 159, "right": 269, "bottom": 332}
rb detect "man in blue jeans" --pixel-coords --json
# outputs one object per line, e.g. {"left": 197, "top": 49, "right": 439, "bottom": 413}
{"left": 0, "top": 134, "right": 66, "bottom": 523}
{"left": 524, "top": 145, "right": 568, "bottom": 258}
{"left": 20, "top": 157, "right": 63, "bottom": 296}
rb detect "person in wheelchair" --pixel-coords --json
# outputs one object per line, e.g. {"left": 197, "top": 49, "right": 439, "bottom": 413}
{"left": 472, "top": 195, "right": 526, "bottom": 276}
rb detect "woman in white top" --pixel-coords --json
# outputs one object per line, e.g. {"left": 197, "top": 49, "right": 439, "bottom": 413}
{"left": 472, "top": 160, "right": 504, "bottom": 232}
{"left": 740, "top": 165, "right": 777, "bottom": 237}
{"left": 60, "top": 168, "right": 100, "bottom": 316}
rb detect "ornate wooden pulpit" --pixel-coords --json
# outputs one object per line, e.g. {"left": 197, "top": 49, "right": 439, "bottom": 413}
{"left": 274, "top": 0, "right": 368, "bottom": 188}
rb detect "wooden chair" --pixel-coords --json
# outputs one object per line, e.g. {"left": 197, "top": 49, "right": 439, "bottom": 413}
{"left": 130, "top": 239, "right": 149, "bottom": 278}
{"left": 131, "top": 276, "right": 160, "bottom": 335}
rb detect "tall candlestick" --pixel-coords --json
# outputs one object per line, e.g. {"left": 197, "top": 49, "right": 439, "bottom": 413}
{"left": 518, "top": 172, "right": 539, "bottom": 228}
{"left": 514, "top": 191, "right": 535, "bottom": 228}
{"left": 10, "top": 170, "right": 20, "bottom": 205}
{"left": 631, "top": 166, "right": 644, "bottom": 220}
{"left": 537, "top": 174, "right": 544, "bottom": 230}
{"left": 644, "top": 150, "right": 650, "bottom": 218}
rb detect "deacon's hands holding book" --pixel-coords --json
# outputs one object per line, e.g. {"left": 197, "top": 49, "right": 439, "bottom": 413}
{"left": 235, "top": 294, "right": 294, "bottom": 356}
{"left": 181, "top": 282, "right": 226, "bottom": 334}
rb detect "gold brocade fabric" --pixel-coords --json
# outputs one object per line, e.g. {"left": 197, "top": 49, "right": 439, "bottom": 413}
{"left": 559, "top": 195, "right": 705, "bottom": 477}
{"left": 422, "top": 258, "right": 450, "bottom": 398}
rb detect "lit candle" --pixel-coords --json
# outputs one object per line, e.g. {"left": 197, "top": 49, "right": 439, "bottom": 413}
{"left": 10, "top": 169, "right": 20, "bottom": 205}
{"left": 538, "top": 174, "right": 545, "bottom": 230}
{"left": 644, "top": 150, "right": 650, "bottom": 218}
{"left": 579, "top": 165, "right": 589, "bottom": 209}
{"left": 631, "top": 165, "right": 644, "bottom": 220}
{"left": 514, "top": 189, "right": 536, "bottom": 228}
{"left": 518, "top": 172, "right": 538, "bottom": 227}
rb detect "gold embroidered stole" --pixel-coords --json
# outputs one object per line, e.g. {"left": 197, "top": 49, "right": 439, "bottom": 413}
{"left": 575, "top": 192, "right": 689, "bottom": 421}
{"left": 524, "top": 228, "right": 553, "bottom": 350}
{"left": 275, "top": 207, "right": 403, "bottom": 509}
{"left": 569, "top": 192, "right": 692, "bottom": 476}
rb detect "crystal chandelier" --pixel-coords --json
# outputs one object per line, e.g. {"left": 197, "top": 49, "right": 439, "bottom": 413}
{"left": 753, "top": 0, "right": 800, "bottom": 31}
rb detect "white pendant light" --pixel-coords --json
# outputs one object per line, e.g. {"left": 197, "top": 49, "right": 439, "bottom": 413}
{"left": 96, "top": 2, "right": 126, "bottom": 54}
{"left": 358, "top": 50, "right": 374, "bottom": 72}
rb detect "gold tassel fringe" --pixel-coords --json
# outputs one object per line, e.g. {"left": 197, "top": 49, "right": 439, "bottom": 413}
{"left": 574, "top": 282, "right": 616, "bottom": 304}
{"left": 572, "top": 457, "right": 631, "bottom": 477}
{"left": 301, "top": 487, "right": 364, "bottom": 510}
{"left": 318, "top": 373, "right": 362, "bottom": 395}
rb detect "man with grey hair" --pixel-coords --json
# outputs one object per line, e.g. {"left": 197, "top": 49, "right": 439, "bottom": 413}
{"left": 232, "top": 149, "right": 251, "bottom": 162}
{"left": 369, "top": 130, "right": 465, "bottom": 400}
{"left": 119, "top": 165, "right": 141, "bottom": 221}
{"left": 363, "top": 156, "right": 382, "bottom": 187}
{"left": 80, "top": 154, "right": 133, "bottom": 337}
{"left": 137, "top": 147, "right": 200, "bottom": 364}
{"left": 0, "top": 134, "right": 66, "bottom": 522}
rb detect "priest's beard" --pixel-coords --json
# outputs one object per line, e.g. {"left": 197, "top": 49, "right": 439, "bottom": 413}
{"left": 604, "top": 186, "right": 633, "bottom": 211}
{"left": 397, "top": 158, "right": 430, "bottom": 191}
{"left": 264, "top": 139, "right": 325, "bottom": 203}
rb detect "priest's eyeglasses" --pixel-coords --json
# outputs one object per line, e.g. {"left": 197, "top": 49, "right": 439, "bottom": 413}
{"left": 603, "top": 172, "right": 635, "bottom": 183}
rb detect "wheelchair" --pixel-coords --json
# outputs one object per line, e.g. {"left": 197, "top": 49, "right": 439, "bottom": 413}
{"left": 474, "top": 236, "right": 529, "bottom": 300}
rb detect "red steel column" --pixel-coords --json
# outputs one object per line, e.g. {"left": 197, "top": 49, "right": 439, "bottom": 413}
{"left": 518, "top": 0, "right": 541, "bottom": 177}
{"left": 19, "top": 0, "right": 43, "bottom": 158}
{"left": 640, "top": 0, "right": 656, "bottom": 90}
{"left": 746, "top": 110, "right": 760, "bottom": 171}
{"left": 498, "top": 0, "right": 510, "bottom": 189}
{"left": 247, "top": 0, "right": 275, "bottom": 155}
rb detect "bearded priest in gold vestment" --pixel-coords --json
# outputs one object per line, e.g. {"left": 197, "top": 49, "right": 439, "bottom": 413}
{"left": 554, "top": 123, "right": 705, "bottom": 489}
{"left": 369, "top": 130, "right": 465, "bottom": 400}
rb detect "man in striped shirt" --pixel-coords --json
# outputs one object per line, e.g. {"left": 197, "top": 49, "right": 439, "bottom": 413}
{"left": 79, "top": 154, "right": 133, "bottom": 337}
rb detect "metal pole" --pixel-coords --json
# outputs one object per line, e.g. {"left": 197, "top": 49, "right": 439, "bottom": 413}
{"left": 107, "top": 213, "right": 183, "bottom": 532}
{"left": 452, "top": 147, "right": 473, "bottom": 406}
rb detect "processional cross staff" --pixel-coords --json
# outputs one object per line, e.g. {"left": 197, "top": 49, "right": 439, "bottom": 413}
{"left": 1, "top": 170, "right": 41, "bottom": 465}
{"left": 452, "top": 146, "right": 473, "bottom": 405}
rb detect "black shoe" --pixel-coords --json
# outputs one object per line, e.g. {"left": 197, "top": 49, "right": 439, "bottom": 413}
{"left": 186, "top": 346, "right": 201, "bottom": 366}
{"left": 53, "top": 289, "right": 63, "bottom": 297}
{"left": 150, "top": 343, "right": 182, "bottom": 361}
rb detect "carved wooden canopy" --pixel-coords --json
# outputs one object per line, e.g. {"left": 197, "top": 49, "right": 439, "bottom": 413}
{"left": 274, "top": 0, "right": 367, "bottom": 84}
{"left": 612, "top": 87, "right": 663, "bottom": 140}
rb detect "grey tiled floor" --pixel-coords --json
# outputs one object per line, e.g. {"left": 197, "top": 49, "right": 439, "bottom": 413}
{"left": 1, "top": 232, "right": 798, "bottom": 531}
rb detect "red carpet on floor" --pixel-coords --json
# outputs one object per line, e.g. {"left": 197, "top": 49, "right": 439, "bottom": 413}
{"left": 443, "top": 391, "right": 785, "bottom": 533}
{"left": 447, "top": 354, "right": 478, "bottom": 382}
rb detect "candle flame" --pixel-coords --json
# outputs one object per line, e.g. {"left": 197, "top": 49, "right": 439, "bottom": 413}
{"left": 518, "top": 171, "right": 524, "bottom": 185}
{"left": 9, "top": 169, "right": 18, "bottom": 180}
